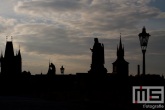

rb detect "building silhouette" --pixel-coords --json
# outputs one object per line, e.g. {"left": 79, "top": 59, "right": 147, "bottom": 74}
{"left": 88, "top": 38, "right": 107, "bottom": 74}
{"left": 112, "top": 35, "right": 129, "bottom": 76}
{"left": 0, "top": 40, "right": 22, "bottom": 76}
{"left": 0, "top": 35, "right": 164, "bottom": 110}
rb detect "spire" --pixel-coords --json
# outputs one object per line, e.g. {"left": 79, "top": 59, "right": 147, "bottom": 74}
{"left": 4, "top": 41, "right": 14, "bottom": 58}
{"left": 123, "top": 44, "right": 124, "bottom": 51}
{"left": 119, "top": 33, "right": 122, "bottom": 50}
{"left": 117, "top": 45, "right": 118, "bottom": 55}
{"left": 15, "top": 44, "right": 21, "bottom": 58}
{"left": 18, "top": 45, "right": 20, "bottom": 53}
{"left": 117, "top": 34, "right": 124, "bottom": 58}
{"left": 18, "top": 48, "right": 21, "bottom": 57}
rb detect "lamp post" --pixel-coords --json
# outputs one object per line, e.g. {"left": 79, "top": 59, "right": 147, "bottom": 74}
{"left": 138, "top": 27, "right": 150, "bottom": 75}
{"left": 60, "top": 65, "right": 65, "bottom": 75}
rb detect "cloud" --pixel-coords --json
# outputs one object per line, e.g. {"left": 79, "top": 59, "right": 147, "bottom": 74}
{"left": 14, "top": 0, "right": 163, "bottom": 32}
{"left": 7, "top": 0, "right": 165, "bottom": 75}
{"left": 0, "top": 16, "right": 17, "bottom": 48}
{"left": 148, "top": 30, "right": 165, "bottom": 54}
{"left": 0, "top": 16, "right": 17, "bottom": 33}
{"left": 13, "top": 0, "right": 165, "bottom": 43}
{"left": 12, "top": 23, "right": 91, "bottom": 56}
{"left": 9, "top": 24, "right": 165, "bottom": 75}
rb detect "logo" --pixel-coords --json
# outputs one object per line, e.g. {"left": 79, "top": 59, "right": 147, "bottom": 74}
{"left": 133, "top": 86, "right": 164, "bottom": 104}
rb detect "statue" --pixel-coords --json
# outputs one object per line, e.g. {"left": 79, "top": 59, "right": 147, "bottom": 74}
{"left": 88, "top": 38, "right": 107, "bottom": 74}
{"left": 47, "top": 63, "right": 56, "bottom": 76}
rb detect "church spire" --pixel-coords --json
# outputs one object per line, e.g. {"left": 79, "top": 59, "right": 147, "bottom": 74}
{"left": 117, "top": 34, "right": 124, "bottom": 58}
{"left": 17, "top": 45, "right": 21, "bottom": 58}
{"left": 112, "top": 34, "right": 129, "bottom": 76}
{"left": 119, "top": 33, "right": 122, "bottom": 50}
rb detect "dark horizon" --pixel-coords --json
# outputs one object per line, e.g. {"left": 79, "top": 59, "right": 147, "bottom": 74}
{"left": 0, "top": 0, "right": 165, "bottom": 75}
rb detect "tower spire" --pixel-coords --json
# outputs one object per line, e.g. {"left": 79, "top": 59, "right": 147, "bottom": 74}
{"left": 112, "top": 34, "right": 129, "bottom": 76}
{"left": 18, "top": 48, "right": 21, "bottom": 56}
{"left": 18, "top": 45, "right": 20, "bottom": 53}
{"left": 117, "top": 33, "right": 124, "bottom": 58}
{"left": 119, "top": 33, "right": 122, "bottom": 50}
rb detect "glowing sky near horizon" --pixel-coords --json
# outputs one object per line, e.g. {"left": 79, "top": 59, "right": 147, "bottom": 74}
{"left": 0, "top": 0, "right": 165, "bottom": 76}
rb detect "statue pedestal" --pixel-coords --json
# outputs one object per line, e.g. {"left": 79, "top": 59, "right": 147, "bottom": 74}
{"left": 88, "top": 62, "right": 107, "bottom": 75}
{"left": 88, "top": 38, "right": 107, "bottom": 75}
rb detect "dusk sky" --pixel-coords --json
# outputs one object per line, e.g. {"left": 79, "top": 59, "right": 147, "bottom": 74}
{"left": 0, "top": 0, "right": 165, "bottom": 76}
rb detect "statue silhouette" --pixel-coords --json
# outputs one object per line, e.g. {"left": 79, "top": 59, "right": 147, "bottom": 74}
{"left": 88, "top": 38, "right": 107, "bottom": 74}
{"left": 47, "top": 63, "right": 56, "bottom": 76}
{"left": 0, "top": 36, "right": 164, "bottom": 110}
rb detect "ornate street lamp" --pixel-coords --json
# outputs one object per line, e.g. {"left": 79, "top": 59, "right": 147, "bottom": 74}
{"left": 138, "top": 26, "right": 150, "bottom": 75}
{"left": 60, "top": 65, "right": 65, "bottom": 75}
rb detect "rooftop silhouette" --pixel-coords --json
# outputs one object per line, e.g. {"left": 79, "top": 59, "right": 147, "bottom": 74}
{"left": 0, "top": 27, "right": 164, "bottom": 110}
{"left": 112, "top": 35, "right": 129, "bottom": 76}
{"left": 0, "top": 40, "right": 22, "bottom": 76}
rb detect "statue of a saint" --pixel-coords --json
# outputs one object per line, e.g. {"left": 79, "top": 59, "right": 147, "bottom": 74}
{"left": 47, "top": 63, "right": 56, "bottom": 76}
{"left": 89, "top": 38, "right": 107, "bottom": 74}
{"left": 90, "top": 38, "right": 104, "bottom": 65}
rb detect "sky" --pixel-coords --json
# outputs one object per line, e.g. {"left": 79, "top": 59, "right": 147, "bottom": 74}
{"left": 0, "top": 0, "right": 165, "bottom": 76}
